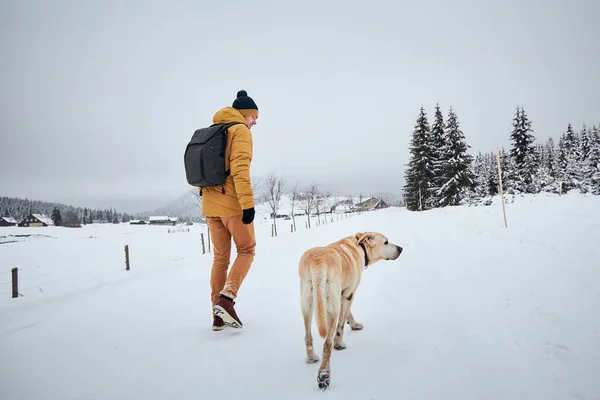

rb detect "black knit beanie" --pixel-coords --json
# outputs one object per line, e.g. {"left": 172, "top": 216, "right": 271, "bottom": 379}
{"left": 232, "top": 90, "right": 259, "bottom": 118}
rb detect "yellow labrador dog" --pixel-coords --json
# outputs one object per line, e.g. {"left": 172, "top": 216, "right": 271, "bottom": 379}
{"left": 298, "top": 232, "right": 403, "bottom": 390}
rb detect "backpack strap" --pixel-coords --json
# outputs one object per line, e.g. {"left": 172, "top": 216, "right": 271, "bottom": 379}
{"left": 218, "top": 122, "right": 245, "bottom": 194}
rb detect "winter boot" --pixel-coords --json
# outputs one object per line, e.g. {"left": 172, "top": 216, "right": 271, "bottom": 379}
{"left": 212, "top": 315, "right": 225, "bottom": 331}
{"left": 213, "top": 294, "right": 243, "bottom": 329}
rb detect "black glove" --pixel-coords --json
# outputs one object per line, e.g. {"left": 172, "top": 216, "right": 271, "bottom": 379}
{"left": 242, "top": 208, "right": 255, "bottom": 224}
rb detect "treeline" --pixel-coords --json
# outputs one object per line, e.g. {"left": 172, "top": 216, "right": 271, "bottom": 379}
{"left": 403, "top": 104, "right": 600, "bottom": 211}
{"left": 0, "top": 196, "right": 142, "bottom": 224}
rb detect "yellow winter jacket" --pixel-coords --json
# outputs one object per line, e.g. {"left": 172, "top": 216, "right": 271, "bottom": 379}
{"left": 200, "top": 107, "right": 255, "bottom": 217}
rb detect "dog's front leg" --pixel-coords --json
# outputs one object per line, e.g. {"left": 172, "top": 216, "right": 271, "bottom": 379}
{"left": 334, "top": 296, "right": 352, "bottom": 350}
{"left": 346, "top": 308, "right": 364, "bottom": 331}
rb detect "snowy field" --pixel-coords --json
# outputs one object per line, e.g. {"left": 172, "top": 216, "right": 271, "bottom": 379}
{"left": 1, "top": 193, "right": 599, "bottom": 400}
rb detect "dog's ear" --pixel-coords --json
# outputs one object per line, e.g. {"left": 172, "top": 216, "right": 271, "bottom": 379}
{"left": 355, "top": 232, "right": 374, "bottom": 245}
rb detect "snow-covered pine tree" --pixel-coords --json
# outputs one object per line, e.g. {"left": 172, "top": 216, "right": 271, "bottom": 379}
{"left": 560, "top": 123, "right": 585, "bottom": 192}
{"left": 586, "top": 125, "right": 600, "bottom": 194}
{"left": 545, "top": 137, "right": 558, "bottom": 179}
{"left": 428, "top": 103, "right": 447, "bottom": 208}
{"left": 403, "top": 107, "right": 435, "bottom": 211}
{"left": 471, "top": 152, "right": 487, "bottom": 198}
{"left": 498, "top": 147, "right": 514, "bottom": 193}
{"left": 51, "top": 207, "right": 62, "bottom": 226}
{"left": 436, "top": 106, "right": 475, "bottom": 206}
{"left": 485, "top": 152, "right": 500, "bottom": 196}
{"left": 508, "top": 106, "right": 538, "bottom": 193}
{"left": 578, "top": 124, "right": 592, "bottom": 191}
{"left": 579, "top": 124, "right": 591, "bottom": 163}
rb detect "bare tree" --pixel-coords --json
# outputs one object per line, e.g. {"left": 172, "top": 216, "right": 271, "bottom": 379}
{"left": 299, "top": 182, "right": 319, "bottom": 229}
{"left": 62, "top": 210, "right": 82, "bottom": 228}
{"left": 187, "top": 186, "right": 204, "bottom": 222}
{"left": 189, "top": 187, "right": 202, "bottom": 209}
{"left": 289, "top": 181, "right": 301, "bottom": 232}
{"left": 252, "top": 175, "right": 264, "bottom": 196}
{"left": 357, "top": 192, "right": 364, "bottom": 214}
{"left": 315, "top": 189, "right": 331, "bottom": 225}
{"left": 262, "top": 172, "right": 287, "bottom": 237}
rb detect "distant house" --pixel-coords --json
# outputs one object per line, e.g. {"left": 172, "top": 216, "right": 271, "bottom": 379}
{"left": 0, "top": 217, "right": 18, "bottom": 227}
{"left": 149, "top": 216, "right": 177, "bottom": 226}
{"left": 18, "top": 213, "right": 54, "bottom": 227}
{"left": 129, "top": 220, "right": 147, "bottom": 225}
{"left": 355, "top": 197, "right": 388, "bottom": 212}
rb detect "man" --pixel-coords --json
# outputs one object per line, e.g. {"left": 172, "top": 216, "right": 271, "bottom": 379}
{"left": 201, "top": 90, "right": 258, "bottom": 331}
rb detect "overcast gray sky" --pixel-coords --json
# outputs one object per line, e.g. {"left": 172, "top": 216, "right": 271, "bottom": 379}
{"left": 1, "top": 0, "right": 598, "bottom": 213}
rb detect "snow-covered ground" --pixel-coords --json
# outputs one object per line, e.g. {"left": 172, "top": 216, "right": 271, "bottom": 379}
{"left": 1, "top": 193, "right": 599, "bottom": 400}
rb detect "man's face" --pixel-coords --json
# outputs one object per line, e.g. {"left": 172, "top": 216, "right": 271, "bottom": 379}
{"left": 244, "top": 115, "right": 257, "bottom": 129}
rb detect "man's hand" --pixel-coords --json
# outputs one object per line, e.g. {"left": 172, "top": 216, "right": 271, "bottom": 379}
{"left": 242, "top": 208, "right": 255, "bottom": 224}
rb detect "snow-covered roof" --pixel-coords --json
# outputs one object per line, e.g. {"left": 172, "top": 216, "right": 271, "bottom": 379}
{"left": 32, "top": 213, "right": 54, "bottom": 226}
{"left": 1, "top": 217, "right": 18, "bottom": 223}
{"left": 149, "top": 216, "right": 170, "bottom": 221}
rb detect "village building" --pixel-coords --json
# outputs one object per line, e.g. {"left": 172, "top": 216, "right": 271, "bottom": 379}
{"left": 18, "top": 213, "right": 54, "bottom": 227}
{"left": 0, "top": 216, "right": 19, "bottom": 227}
{"left": 355, "top": 197, "right": 389, "bottom": 212}
{"left": 148, "top": 216, "right": 177, "bottom": 226}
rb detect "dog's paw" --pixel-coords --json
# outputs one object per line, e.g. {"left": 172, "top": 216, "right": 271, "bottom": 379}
{"left": 317, "top": 370, "right": 330, "bottom": 390}
{"left": 334, "top": 342, "right": 346, "bottom": 350}
{"left": 349, "top": 322, "right": 363, "bottom": 331}
{"left": 306, "top": 354, "right": 319, "bottom": 364}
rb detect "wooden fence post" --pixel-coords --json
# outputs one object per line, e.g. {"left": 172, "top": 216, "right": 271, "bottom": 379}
{"left": 124, "top": 245, "right": 130, "bottom": 271}
{"left": 12, "top": 267, "right": 18, "bottom": 298}
{"left": 496, "top": 148, "right": 508, "bottom": 228}
{"left": 207, "top": 227, "right": 211, "bottom": 253}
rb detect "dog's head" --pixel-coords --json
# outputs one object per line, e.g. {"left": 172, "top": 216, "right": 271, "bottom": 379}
{"left": 355, "top": 232, "right": 403, "bottom": 266}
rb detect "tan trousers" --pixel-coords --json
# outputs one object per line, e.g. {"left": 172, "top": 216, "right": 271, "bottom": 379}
{"left": 206, "top": 215, "right": 256, "bottom": 306}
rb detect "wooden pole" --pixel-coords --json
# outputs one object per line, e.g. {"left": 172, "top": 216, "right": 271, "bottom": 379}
{"left": 12, "top": 267, "right": 18, "bottom": 298}
{"left": 207, "top": 226, "right": 211, "bottom": 253}
{"left": 496, "top": 148, "right": 508, "bottom": 228}
{"left": 124, "top": 245, "right": 130, "bottom": 270}
{"left": 201, "top": 233, "right": 206, "bottom": 254}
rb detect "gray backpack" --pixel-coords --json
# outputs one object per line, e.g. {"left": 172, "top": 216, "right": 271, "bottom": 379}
{"left": 184, "top": 122, "right": 243, "bottom": 193}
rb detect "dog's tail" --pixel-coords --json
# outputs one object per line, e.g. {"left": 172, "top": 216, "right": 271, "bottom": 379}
{"left": 312, "top": 265, "right": 340, "bottom": 339}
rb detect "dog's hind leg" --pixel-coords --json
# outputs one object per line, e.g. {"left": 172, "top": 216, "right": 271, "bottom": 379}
{"left": 301, "top": 278, "right": 319, "bottom": 364}
{"left": 346, "top": 307, "right": 364, "bottom": 331}
{"left": 317, "top": 279, "right": 341, "bottom": 390}
{"left": 317, "top": 313, "right": 338, "bottom": 390}
{"left": 334, "top": 294, "right": 354, "bottom": 350}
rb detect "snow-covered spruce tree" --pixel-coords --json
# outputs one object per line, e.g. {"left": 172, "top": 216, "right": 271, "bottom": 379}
{"left": 579, "top": 124, "right": 591, "bottom": 163}
{"left": 545, "top": 137, "right": 558, "bottom": 179}
{"left": 508, "top": 106, "right": 538, "bottom": 193}
{"left": 471, "top": 152, "right": 487, "bottom": 198}
{"left": 578, "top": 124, "right": 593, "bottom": 191}
{"left": 428, "top": 103, "right": 447, "bottom": 208}
{"left": 436, "top": 106, "right": 475, "bottom": 206}
{"left": 560, "top": 123, "right": 585, "bottom": 192}
{"left": 586, "top": 125, "right": 600, "bottom": 194}
{"left": 51, "top": 207, "right": 62, "bottom": 226}
{"left": 403, "top": 107, "right": 435, "bottom": 211}
{"left": 485, "top": 152, "right": 500, "bottom": 196}
{"left": 498, "top": 147, "right": 515, "bottom": 193}
{"left": 534, "top": 141, "right": 555, "bottom": 192}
